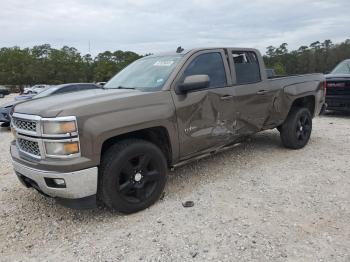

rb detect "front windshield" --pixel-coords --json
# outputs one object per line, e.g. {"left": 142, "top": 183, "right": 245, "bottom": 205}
{"left": 331, "top": 61, "right": 350, "bottom": 74}
{"left": 104, "top": 55, "right": 183, "bottom": 91}
{"left": 33, "top": 86, "right": 58, "bottom": 98}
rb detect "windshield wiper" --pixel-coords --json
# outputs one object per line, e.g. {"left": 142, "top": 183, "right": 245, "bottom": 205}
{"left": 117, "top": 86, "right": 136, "bottom": 90}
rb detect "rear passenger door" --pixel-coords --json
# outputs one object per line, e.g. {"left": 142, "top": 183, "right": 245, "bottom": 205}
{"left": 228, "top": 50, "right": 274, "bottom": 134}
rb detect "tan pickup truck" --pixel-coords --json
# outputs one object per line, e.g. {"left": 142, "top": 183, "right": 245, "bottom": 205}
{"left": 10, "top": 47, "right": 326, "bottom": 213}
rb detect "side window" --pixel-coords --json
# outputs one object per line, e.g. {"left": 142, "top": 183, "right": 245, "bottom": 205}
{"left": 54, "top": 86, "right": 77, "bottom": 94}
{"left": 80, "top": 84, "right": 98, "bottom": 90}
{"left": 232, "top": 51, "right": 261, "bottom": 84}
{"left": 183, "top": 52, "right": 227, "bottom": 88}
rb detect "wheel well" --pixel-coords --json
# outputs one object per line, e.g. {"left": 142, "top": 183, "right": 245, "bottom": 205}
{"left": 291, "top": 96, "right": 315, "bottom": 117}
{"left": 101, "top": 127, "right": 172, "bottom": 166}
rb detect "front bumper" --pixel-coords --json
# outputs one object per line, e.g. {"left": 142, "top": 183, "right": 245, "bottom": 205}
{"left": 12, "top": 160, "right": 98, "bottom": 199}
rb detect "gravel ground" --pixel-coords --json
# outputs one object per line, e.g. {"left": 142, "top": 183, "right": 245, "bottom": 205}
{"left": 0, "top": 94, "right": 349, "bottom": 261}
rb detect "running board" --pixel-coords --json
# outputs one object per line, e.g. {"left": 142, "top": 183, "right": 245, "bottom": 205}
{"left": 170, "top": 142, "right": 242, "bottom": 170}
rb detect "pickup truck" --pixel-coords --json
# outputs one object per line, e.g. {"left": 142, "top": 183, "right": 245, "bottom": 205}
{"left": 325, "top": 59, "right": 350, "bottom": 111}
{"left": 10, "top": 47, "right": 326, "bottom": 213}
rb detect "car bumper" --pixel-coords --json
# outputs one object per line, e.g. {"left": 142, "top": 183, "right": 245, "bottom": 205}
{"left": 326, "top": 96, "right": 350, "bottom": 111}
{"left": 12, "top": 160, "right": 98, "bottom": 200}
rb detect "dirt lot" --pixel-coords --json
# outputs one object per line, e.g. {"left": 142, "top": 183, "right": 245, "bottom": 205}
{"left": 0, "top": 94, "right": 349, "bottom": 261}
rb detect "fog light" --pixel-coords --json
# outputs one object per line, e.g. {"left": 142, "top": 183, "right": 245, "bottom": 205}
{"left": 53, "top": 179, "right": 65, "bottom": 186}
{"left": 45, "top": 178, "right": 66, "bottom": 188}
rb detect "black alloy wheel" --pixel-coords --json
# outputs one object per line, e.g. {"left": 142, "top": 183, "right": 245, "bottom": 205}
{"left": 295, "top": 113, "right": 312, "bottom": 143}
{"left": 99, "top": 139, "right": 167, "bottom": 213}
{"left": 117, "top": 153, "right": 162, "bottom": 203}
{"left": 280, "top": 107, "right": 312, "bottom": 149}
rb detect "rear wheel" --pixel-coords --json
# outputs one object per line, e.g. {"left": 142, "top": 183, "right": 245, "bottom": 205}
{"left": 99, "top": 139, "right": 167, "bottom": 213}
{"left": 280, "top": 107, "right": 312, "bottom": 149}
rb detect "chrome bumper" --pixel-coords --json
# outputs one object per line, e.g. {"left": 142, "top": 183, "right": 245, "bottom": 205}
{"left": 12, "top": 160, "right": 98, "bottom": 199}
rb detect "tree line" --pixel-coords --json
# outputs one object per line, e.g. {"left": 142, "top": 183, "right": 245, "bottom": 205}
{"left": 0, "top": 44, "right": 141, "bottom": 86}
{"left": 1, "top": 39, "right": 350, "bottom": 86}
{"left": 263, "top": 39, "right": 350, "bottom": 75}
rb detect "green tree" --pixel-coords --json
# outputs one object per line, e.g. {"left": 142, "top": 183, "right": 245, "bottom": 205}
{"left": 273, "top": 62, "right": 287, "bottom": 75}
{"left": 264, "top": 39, "right": 350, "bottom": 75}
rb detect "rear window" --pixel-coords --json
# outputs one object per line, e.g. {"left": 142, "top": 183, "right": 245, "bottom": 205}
{"left": 232, "top": 51, "right": 261, "bottom": 84}
{"left": 331, "top": 61, "right": 350, "bottom": 74}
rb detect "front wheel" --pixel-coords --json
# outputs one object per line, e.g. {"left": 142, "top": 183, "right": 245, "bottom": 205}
{"left": 280, "top": 107, "right": 312, "bottom": 149}
{"left": 1, "top": 122, "right": 10, "bottom": 128}
{"left": 99, "top": 139, "right": 167, "bottom": 214}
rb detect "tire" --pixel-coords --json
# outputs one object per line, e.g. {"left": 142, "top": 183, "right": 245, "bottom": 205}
{"left": 99, "top": 139, "right": 167, "bottom": 214}
{"left": 1, "top": 122, "right": 10, "bottom": 128}
{"left": 280, "top": 107, "right": 312, "bottom": 149}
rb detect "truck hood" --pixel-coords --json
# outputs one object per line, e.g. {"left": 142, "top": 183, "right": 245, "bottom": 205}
{"left": 13, "top": 88, "right": 144, "bottom": 118}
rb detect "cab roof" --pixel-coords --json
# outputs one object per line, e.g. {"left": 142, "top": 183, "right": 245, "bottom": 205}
{"left": 149, "top": 47, "right": 260, "bottom": 57}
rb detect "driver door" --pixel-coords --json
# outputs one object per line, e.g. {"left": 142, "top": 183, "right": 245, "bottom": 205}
{"left": 171, "top": 49, "right": 236, "bottom": 159}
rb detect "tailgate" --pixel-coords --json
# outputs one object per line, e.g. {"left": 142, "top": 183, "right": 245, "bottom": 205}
{"left": 326, "top": 79, "right": 350, "bottom": 96}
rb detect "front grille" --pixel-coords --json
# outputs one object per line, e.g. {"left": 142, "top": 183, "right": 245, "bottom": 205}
{"left": 17, "top": 138, "right": 41, "bottom": 157}
{"left": 13, "top": 118, "right": 37, "bottom": 132}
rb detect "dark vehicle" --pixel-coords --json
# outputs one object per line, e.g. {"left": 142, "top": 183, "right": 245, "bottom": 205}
{"left": 266, "top": 68, "right": 276, "bottom": 79}
{"left": 10, "top": 48, "right": 325, "bottom": 213}
{"left": 325, "top": 59, "right": 350, "bottom": 111}
{"left": 0, "top": 83, "right": 100, "bottom": 127}
{"left": 0, "top": 86, "right": 10, "bottom": 98}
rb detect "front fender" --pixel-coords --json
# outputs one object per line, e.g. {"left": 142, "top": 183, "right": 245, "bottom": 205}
{"left": 78, "top": 92, "right": 178, "bottom": 166}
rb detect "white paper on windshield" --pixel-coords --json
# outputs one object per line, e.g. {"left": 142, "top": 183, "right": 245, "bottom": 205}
{"left": 154, "top": 61, "right": 174, "bottom": 66}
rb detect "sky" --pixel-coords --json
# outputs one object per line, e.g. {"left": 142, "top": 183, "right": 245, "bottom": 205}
{"left": 1, "top": 0, "right": 350, "bottom": 56}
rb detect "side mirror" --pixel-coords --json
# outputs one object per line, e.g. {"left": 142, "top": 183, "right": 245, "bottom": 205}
{"left": 176, "top": 75, "right": 210, "bottom": 94}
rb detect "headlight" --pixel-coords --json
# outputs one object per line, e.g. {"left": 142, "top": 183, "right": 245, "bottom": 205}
{"left": 41, "top": 117, "right": 77, "bottom": 136}
{"left": 45, "top": 141, "right": 80, "bottom": 156}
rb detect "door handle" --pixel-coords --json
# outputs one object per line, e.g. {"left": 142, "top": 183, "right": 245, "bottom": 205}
{"left": 256, "top": 90, "right": 268, "bottom": 95}
{"left": 220, "top": 95, "right": 234, "bottom": 101}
